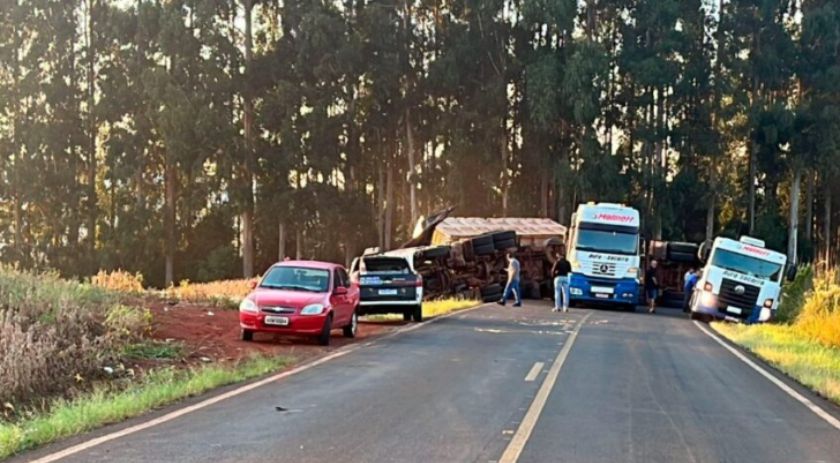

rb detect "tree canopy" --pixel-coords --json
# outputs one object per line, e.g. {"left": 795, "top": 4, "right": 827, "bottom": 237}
{"left": 1, "top": 0, "right": 838, "bottom": 286}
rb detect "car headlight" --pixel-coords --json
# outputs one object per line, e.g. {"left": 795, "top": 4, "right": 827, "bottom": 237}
{"left": 570, "top": 288, "right": 583, "bottom": 296}
{"left": 300, "top": 304, "right": 326, "bottom": 315}
{"left": 239, "top": 299, "right": 258, "bottom": 314}
{"left": 626, "top": 267, "right": 639, "bottom": 278}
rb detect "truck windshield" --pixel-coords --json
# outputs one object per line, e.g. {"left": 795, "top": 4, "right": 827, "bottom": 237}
{"left": 575, "top": 229, "right": 638, "bottom": 255}
{"left": 260, "top": 266, "right": 330, "bottom": 292}
{"left": 710, "top": 249, "right": 782, "bottom": 281}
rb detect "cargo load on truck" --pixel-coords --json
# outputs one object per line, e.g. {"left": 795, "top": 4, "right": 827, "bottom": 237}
{"left": 353, "top": 209, "right": 566, "bottom": 304}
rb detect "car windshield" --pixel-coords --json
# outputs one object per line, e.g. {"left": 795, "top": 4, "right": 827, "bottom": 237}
{"left": 574, "top": 229, "right": 638, "bottom": 255}
{"left": 710, "top": 249, "right": 783, "bottom": 281}
{"left": 259, "top": 267, "right": 330, "bottom": 293}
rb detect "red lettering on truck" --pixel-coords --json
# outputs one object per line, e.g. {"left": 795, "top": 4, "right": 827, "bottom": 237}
{"left": 594, "top": 213, "right": 634, "bottom": 223}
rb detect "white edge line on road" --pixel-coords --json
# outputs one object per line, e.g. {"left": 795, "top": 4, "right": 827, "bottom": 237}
{"left": 30, "top": 302, "right": 493, "bottom": 463}
{"left": 693, "top": 321, "right": 840, "bottom": 431}
{"left": 499, "top": 312, "right": 592, "bottom": 463}
{"left": 524, "top": 362, "right": 544, "bottom": 382}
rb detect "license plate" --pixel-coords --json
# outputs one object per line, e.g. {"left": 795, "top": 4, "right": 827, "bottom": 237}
{"left": 595, "top": 293, "right": 609, "bottom": 299}
{"left": 264, "top": 316, "right": 289, "bottom": 326}
{"left": 726, "top": 306, "right": 743, "bottom": 315}
{"left": 379, "top": 288, "right": 398, "bottom": 296}
{"left": 591, "top": 286, "right": 614, "bottom": 294}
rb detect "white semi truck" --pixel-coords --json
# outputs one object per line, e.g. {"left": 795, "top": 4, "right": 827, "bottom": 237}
{"left": 567, "top": 203, "right": 641, "bottom": 309}
{"left": 689, "top": 236, "right": 794, "bottom": 323}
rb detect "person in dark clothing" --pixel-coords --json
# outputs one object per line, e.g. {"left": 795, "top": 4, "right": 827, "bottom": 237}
{"left": 645, "top": 259, "right": 660, "bottom": 314}
{"left": 551, "top": 254, "right": 573, "bottom": 312}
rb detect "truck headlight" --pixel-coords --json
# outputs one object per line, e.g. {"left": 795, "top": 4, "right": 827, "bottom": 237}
{"left": 700, "top": 291, "right": 717, "bottom": 307}
{"left": 301, "top": 304, "right": 326, "bottom": 315}
{"left": 626, "top": 267, "right": 639, "bottom": 278}
{"left": 763, "top": 298, "right": 774, "bottom": 308}
{"left": 239, "top": 299, "right": 258, "bottom": 314}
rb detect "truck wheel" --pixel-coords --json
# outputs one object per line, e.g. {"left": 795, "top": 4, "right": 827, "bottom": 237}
{"left": 240, "top": 329, "right": 254, "bottom": 342}
{"left": 318, "top": 315, "right": 333, "bottom": 346}
{"left": 412, "top": 304, "right": 423, "bottom": 322}
{"left": 343, "top": 312, "right": 358, "bottom": 338}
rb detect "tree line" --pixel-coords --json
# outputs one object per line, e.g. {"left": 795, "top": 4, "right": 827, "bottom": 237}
{"left": 0, "top": 0, "right": 838, "bottom": 287}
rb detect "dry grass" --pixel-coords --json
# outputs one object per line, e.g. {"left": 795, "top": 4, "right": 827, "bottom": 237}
{"left": 0, "top": 266, "right": 148, "bottom": 413}
{"left": 713, "top": 322, "right": 840, "bottom": 405}
{"left": 90, "top": 270, "right": 145, "bottom": 294}
{"left": 164, "top": 279, "right": 256, "bottom": 308}
{"left": 362, "top": 298, "right": 480, "bottom": 321}
{"left": 794, "top": 273, "right": 840, "bottom": 348}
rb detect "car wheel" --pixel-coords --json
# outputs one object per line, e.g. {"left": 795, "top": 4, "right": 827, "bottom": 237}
{"left": 412, "top": 304, "right": 423, "bottom": 322}
{"left": 343, "top": 312, "right": 358, "bottom": 338}
{"left": 318, "top": 314, "right": 333, "bottom": 346}
{"left": 240, "top": 329, "right": 254, "bottom": 342}
{"left": 403, "top": 310, "right": 412, "bottom": 322}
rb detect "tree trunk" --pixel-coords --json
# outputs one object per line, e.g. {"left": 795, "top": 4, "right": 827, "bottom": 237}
{"left": 278, "top": 222, "right": 286, "bottom": 261}
{"left": 788, "top": 166, "right": 801, "bottom": 265}
{"left": 241, "top": 0, "right": 256, "bottom": 278}
{"left": 377, "top": 159, "right": 385, "bottom": 249}
{"left": 164, "top": 155, "right": 176, "bottom": 287}
{"left": 825, "top": 181, "right": 832, "bottom": 267}
{"left": 706, "top": 156, "right": 717, "bottom": 243}
{"left": 805, "top": 170, "right": 814, "bottom": 250}
{"left": 86, "top": 0, "right": 98, "bottom": 271}
{"left": 405, "top": 108, "right": 418, "bottom": 226}
{"left": 384, "top": 163, "right": 394, "bottom": 250}
{"left": 295, "top": 228, "right": 302, "bottom": 260}
{"left": 747, "top": 140, "right": 756, "bottom": 234}
{"left": 500, "top": 117, "right": 509, "bottom": 216}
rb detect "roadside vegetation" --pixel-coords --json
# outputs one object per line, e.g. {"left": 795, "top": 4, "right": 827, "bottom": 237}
{"left": 0, "top": 356, "right": 290, "bottom": 459}
{"left": 713, "top": 267, "right": 840, "bottom": 405}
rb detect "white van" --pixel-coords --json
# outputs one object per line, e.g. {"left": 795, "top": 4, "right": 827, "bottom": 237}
{"left": 689, "top": 236, "right": 794, "bottom": 323}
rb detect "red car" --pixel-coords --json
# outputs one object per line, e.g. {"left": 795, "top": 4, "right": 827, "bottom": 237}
{"left": 239, "top": 261, "right": 360, "bottom": 346}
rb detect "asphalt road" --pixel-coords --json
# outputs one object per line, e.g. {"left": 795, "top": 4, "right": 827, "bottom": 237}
{"left": 17, "top": 302, "right": 840, "bottom": 463}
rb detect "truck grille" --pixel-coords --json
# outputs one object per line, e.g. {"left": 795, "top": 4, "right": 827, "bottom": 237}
{"left": 591, "top": 262, "right": 617, "bottom": 277}
{"left": 717, "top": 278, "right": 760, "bottom": 318}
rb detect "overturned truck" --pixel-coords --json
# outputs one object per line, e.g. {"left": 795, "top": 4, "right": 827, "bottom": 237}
{"left": 363, "top": 210, "right": 567, "bottom": 303}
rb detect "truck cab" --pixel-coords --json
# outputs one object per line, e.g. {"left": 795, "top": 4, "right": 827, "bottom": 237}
{"left": 567, "top": 203, "right": 641, "bottom": 309}
{"left": 689, "top": 236, "right": 788, "bottom": 323}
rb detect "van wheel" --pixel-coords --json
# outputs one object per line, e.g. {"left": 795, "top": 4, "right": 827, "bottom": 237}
{"left": 343, "top": 312, "right": 358, "bottom": 338}
{"left": 240, "top": 329, "right": 254, "bottom": 342}
{"left": 412, "top": 304, "right": 423, "bottom": 322}
{"left": 318, "top": 314, "right": 333, "bottom": 346}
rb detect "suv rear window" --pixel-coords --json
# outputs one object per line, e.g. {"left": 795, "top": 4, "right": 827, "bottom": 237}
{"left": 363, "top": 257, "right": 410, "bottom": 273}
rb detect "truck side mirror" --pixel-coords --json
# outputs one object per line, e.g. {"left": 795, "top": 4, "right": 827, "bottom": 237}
{"left": 698, "top": 241, "right": 711, "bottom": 264}
{"left": 786, "top": 265, "right": 798, "bottom": 282}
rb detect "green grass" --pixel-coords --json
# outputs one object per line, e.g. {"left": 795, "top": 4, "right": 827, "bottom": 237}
{"left": 122, "top": 340, "right": 183, "bottom": 360}
{"left": 713, "top": 322, "right": 840, "bottom": 405}
{"left": 0, "top": 356, "right": 291, "bottom": 459}
{"left": 362, "top": 298, "right": 480, "bottom": 322}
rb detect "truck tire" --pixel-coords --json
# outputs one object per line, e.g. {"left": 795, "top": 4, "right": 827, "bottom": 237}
{"left": 491, "top": 231, "right": 517, "bottom": 250}
{"left": 667, "top": 251, "right": 697, "bottom": 263}
{"left": 481, "top": 283, "right": 503, "bottom": 302}
{"left": 473, "top": 242, "right": 496, "bottom": 256}
{"left": 667, "top": 242, "right": 699, "bottom": 256}
{"left": 494, "top": 238, "right": 517, "bottom": 250}
{"left": 420, "top": 246, "right": 451, "bottom": 260}
{"left": 318, "top": 315, "right": 333, "bottom": 346}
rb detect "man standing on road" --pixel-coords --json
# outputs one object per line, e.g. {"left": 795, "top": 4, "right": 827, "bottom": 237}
{"left": 552, "top": 253, "right": 572, "bottom": 312}
{"left": 498, "top": 252, "right": 522, "bottom": 307}
{"left": 645, "top": 259, "right": 660, "bottom": 314}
